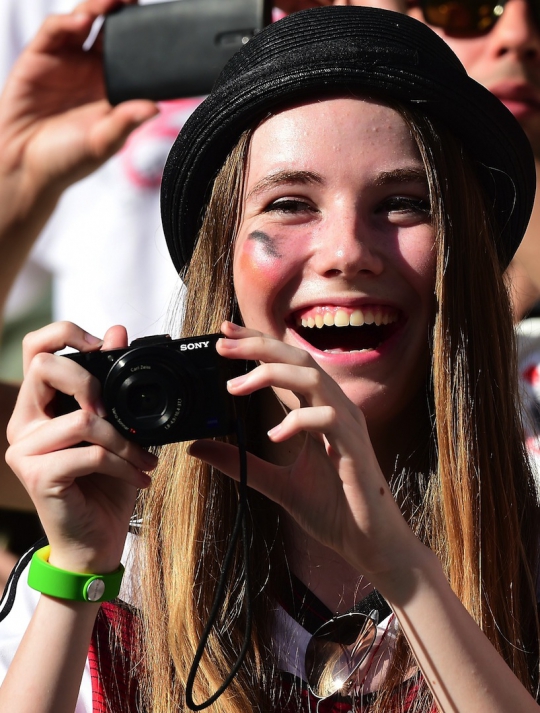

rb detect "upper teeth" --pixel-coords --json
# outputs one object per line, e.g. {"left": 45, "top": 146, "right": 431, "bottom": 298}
{"left": 298, "top": 308, "right": 398, "bottom": 328}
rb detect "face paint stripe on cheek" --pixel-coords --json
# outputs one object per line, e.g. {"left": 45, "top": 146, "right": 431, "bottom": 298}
{"left": 236, "top": 230, "right": 287, "bottom": 289}
{"left": 249, "top": 230, "right": 283, "bottom": 259}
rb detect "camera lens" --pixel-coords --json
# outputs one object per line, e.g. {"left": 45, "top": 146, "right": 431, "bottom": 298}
{"left": 103, "top": 346, "right": 188, "bottom": 445}
{"left": 126, "top": 382, "right": 167, "bottom": 418}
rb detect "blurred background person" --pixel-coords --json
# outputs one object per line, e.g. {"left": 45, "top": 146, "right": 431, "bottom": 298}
{"left": 395, "top": 0, "right": 540, "bottom": 482}
{"left": 0, "top": 0, "right": 159, "bottom": 585}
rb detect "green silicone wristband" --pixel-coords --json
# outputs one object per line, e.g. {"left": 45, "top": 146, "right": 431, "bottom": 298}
{"left": 27, "top": 546, "right": 124, "bottom": 603}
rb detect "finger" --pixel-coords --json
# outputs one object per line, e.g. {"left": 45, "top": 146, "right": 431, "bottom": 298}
{"left": 218, "top": 333, "right": 313, "bottom": 368}
{"left": 22, "top": 322, "right": 102, "bottom": 375}
{"left": 227, "top": 361, "right": 363, "bottom": 423}
{"left": 270, "top": 409, "right": 372, "bottom": 482}
{"left": 21, "top": 445, "right": 152, "bottom": 494}
{"left": 102, "top": 324, "right": 128, "bottom": 350}
{"left": 9, "top": 354, "right": 104, "bottom": 442}
{"left": 268, "top": 404, "right": 339, "bottom": 440}
{"left": 87, "top": 101, "right": 159, "bottom": 162}
{"left": 28, "top": 1, "right": 138, "bottom": 57}
{"left": 10, "top": 409, "right": 158, "bottom": 473}
{"left": 221, "top": 321, "right": 265, "bottom": 340}
{"left": 266, "top": 404, "right": 367, "bottom": 462}
{"left": 29, "top": 12, "right": 96, "bottom": 55}
{"left": 74, "top": 0, "right": 136, "bottom": 16}
{"left": 188, "top": 439, "right": 290, "bottom": 506}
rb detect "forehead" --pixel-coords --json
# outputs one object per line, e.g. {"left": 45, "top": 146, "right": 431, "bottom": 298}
{"left": 246, "top": 97, "right": 422, "bottom": 180}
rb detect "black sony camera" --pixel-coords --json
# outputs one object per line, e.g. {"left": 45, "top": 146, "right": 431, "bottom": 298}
{"left": 54, "top": 334, "right": 247, "bottom": 446}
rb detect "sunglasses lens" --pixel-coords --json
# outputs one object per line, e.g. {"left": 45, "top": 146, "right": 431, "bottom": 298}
{"left": 423, "top": 0, "right": 503, "bottom": 34}
{"left": 531, "top": 0, "right": 540, "bottom": 27}
{"left": 305, "top": 613, "right": 377, "bottom": 699}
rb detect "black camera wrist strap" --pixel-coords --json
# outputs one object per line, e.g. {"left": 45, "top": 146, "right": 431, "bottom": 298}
{"left": 185, "top": 418, "right": 252, "bottom": 711}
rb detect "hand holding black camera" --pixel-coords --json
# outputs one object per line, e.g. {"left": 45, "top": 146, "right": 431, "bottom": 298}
{"left": 54, "top": 333, "right": 248, "bottom": 446}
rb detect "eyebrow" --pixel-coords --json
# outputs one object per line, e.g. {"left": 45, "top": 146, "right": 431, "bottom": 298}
{"left": 246, "top": 170, "right": 323, "bottom": 199}
{"left": 373, "top": 167, "right": 427, "bottom": 186}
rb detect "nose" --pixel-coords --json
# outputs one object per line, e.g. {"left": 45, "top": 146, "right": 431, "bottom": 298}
{"left": 311, "top": 213, "right": 385, "bottom": 280}
{"left": 488, "top": 0, "right": 540, "bottom": 61}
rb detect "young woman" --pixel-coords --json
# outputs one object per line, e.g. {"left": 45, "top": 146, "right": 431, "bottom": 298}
{"left": 1, "top": 6, "right": 539, "bottom": 713}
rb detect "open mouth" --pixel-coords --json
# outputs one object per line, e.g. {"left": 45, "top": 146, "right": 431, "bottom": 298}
{"left": 291, "top": 305, "right": 401, "bottom": 354}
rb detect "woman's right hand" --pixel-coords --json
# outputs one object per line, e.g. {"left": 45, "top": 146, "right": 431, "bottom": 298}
{"left": 5, "top": 322, "right": 158, "bottom": 575}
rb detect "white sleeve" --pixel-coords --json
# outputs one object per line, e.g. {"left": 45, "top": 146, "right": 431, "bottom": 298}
{"left": 0, "top": 545, "right": 93, "bottom": 713}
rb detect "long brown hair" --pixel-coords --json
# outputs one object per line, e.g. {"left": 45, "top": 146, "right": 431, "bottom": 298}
{"left": 133, "top": 99, "right": 540, "bottom": 713}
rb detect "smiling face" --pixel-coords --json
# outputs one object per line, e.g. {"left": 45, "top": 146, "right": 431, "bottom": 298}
{"left": 233, "top": 97, "right": 436, "bottom": 431}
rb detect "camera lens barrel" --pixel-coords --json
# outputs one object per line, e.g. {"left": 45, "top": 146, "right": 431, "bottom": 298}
{"left": 104, "top": 347, "right": 188, "bottom": 444}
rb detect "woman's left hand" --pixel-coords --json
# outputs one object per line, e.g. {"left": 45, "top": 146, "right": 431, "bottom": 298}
{"left": 189, "top": 322, "right": 427, "bottom": 590}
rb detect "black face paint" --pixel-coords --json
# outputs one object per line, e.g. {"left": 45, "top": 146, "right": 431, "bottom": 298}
{"left": 248, "top": 230, "right": 283, "bottom": 259}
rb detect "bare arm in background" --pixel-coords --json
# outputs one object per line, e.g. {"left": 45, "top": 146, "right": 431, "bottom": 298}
{"left": 0, "top": 0, "right": 158, "bottom": 509}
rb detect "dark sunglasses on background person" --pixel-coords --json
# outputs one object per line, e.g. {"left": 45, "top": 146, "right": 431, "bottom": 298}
{"left": 409, "top": 0, "right": 540, "bottom": 36}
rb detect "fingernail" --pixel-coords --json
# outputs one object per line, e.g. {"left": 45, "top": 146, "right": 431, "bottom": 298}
{"left": 228, "top": 374, "right": 248, "bottom": 389}
{"left": 84, "top": 332, "right": 103, "bottom": 346}
{"left": 142, "top": 451, "right": 159, "bottom": 468}
{"left": 95, "top": 402, "right": 107, "bottom": 419}
{"left": 139, "top": 472, "right": 152, "bottom": 488}
{"left": 218, "top": 338, "right": 238, "bottom": 350}
{"left": 186, "top": 442, "right": 201, "bottom": 458}
{"left": 268, "top": 424, "right": 282, "bottom": 438}
{"left": 226, "top": 322, "right": 243, "bottom": 332}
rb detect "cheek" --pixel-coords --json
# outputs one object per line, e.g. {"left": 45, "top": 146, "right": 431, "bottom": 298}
{"left": 411, "top": 244, "right": 437, "bottom": 280}
{"left": 398, "top": 231, "right": 437, "bottom": 297}
{"left": 235, "top": 238, "right": 287, "bottom": 292}
{"left": 235, "top": 241, "right": 286, "bottom": 329}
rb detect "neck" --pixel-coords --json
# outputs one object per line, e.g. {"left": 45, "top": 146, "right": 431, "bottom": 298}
{"left": 507, "top": 158, "right": 540, "bottom": 322}
{"left": 368, "top": 385, "right": 432, "bottom": 482}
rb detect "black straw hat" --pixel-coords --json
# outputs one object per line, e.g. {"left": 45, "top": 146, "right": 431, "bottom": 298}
{"left": 160, "top": 6, "right": 535, "bottom": 273}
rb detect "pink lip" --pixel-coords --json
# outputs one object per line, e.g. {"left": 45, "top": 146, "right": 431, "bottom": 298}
{"left": 488, "top": 81, "right": 540, "bottom": 119}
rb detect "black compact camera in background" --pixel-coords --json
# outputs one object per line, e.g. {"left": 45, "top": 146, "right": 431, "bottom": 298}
{"left": 54, "top": 334, "right": 248, "bottom": 447}
{"left": 103, "top": 0, "right": 272, "bottom": 104}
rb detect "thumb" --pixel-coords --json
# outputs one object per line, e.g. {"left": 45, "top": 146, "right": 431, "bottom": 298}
{"left": 188, "top": 438, "right": 289, "bottom": 506}
{"left": 89, "top": 100, "right": 159, "bottom": 161}
{"left": 102, "top": 325, "right": 129, "bottom": 351}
